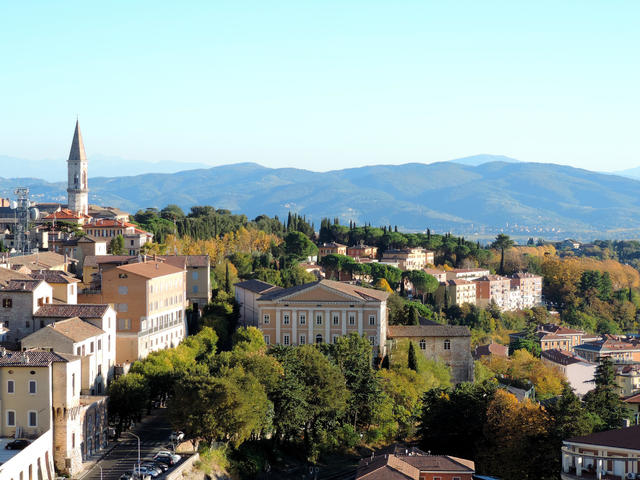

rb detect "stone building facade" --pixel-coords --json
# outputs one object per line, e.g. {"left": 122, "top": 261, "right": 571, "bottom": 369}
{"left": 387, "top": 321, "right": 474, "bottom": 383}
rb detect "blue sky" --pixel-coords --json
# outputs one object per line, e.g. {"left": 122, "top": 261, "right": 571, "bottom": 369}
{"left": 1, "top": 1, "right": 638, "bottom": 172}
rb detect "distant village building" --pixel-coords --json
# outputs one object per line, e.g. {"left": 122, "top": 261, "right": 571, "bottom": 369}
{"left": 381, "top": 247, "right": 434, "bottom": 270}
{"left": 473, "top": 341, "right": 509, "bottom": 360}
{"left": 509, "top": 323, "right": 592, "bottom": 354}
{"left": 49, "top": 235, "right": 107, "bottom": 271}
{"left": 435, "top": 279, "right": 477, "bottom": 306}
{"left": 346, "top": 244, "right": 378, "bottom": 259}
{"left": 82, "top": 219, "right": 153, "bottom": 255}
{"left": 475, "top": 275, "right": 511, "bottom": 309}
{"left": 387, "top": 320, "right": 474, "bottom": 383}
{"left": 317, "top": 242, "right": 347, "bottom": 258}
{"left": 423, "top": 267, "right": 447, "bottom": 282}
{"left": 573, "top": 336, "right": 640, "bottom": 363}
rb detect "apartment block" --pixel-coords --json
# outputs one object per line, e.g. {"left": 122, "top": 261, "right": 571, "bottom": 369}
{"left": 255, "top": 279, "right": 389, "bottom": 355}
{"left": 510, "top": 272, "right": 543, "bottom": 306}
{"left": 474, "top": 274, "right": 512, "bottom": 309}
{"left": 436, "top": 279, "right": 477, "bottom": 306}
{"left": 346, "top": 244, "right": 378, "bottom": 259}
{"left": 79, "top": 260, "right": 187, "bottom": 364}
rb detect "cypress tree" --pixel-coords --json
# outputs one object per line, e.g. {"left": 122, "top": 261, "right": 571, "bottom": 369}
{"left": 224, "top": 262, "right": 231, "bottom": 294}
{"left": 408, "top": 341, "right": 419, "bottom": 372}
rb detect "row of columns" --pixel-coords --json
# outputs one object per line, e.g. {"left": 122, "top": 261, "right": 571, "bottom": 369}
{"left": 275, "top": 307, "right": 366, "bottom": 345}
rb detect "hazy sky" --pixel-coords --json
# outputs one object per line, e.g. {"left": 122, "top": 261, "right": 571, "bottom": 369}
{"left": 1, "top": 1, "right": 639, "bottom": 172}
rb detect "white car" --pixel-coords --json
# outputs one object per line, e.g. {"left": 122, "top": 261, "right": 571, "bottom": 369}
{"left": 169, "top": 431, "right": 185, "bottom": 442}
{"left": 154, "top": 451, "right": 181, "bottom": 465}
{"left": 135, "top": 466, "right": 160, "bottom": 478}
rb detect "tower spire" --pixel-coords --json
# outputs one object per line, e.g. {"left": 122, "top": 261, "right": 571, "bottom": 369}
{"left": 68, "top": 119, "right": 87, "bottom": 163}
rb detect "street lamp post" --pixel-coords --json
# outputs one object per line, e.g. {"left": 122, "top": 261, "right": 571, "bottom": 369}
{"left": 98, "top": 463, "right": 103, "bottom": 480}
{"left": 125, "top": 431, "right": 141, "bottom": 475}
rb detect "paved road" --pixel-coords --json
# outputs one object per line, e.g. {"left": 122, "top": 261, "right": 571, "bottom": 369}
{"left": 81, "top": 409, "right": 177, "bottom": 480}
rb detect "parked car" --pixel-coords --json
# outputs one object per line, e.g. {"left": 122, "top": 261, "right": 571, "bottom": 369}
{"left": 153, "top": 451, "right": 181, "bottom": 465}
{"left": 169, "top": 431, "right": 184, "bottom": 442}
{"left": 120, "top": 472, "right": 151, "bottom": 480}
{"left": 143, "top": 461, "right": 168, "bottom": 472}
{"left": 5, "top": 439, "right": 31, "bottom": 450}
{"left": 135, "top": 466, "right": 160, "bottom": 478}
{"left": 140, "top": 463, "right": 163, "bottom": 475}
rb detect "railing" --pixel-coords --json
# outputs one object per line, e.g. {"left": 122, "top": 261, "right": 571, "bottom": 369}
{"left": 138, "top": 319, "right": 184, "bottom": 337}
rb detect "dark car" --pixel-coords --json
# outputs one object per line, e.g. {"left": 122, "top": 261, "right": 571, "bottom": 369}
{"left": 5, "top": 439, "right": 31, "bottom": 450}
{"left": 143, "top": 461, "right": 169, "bottom": 472}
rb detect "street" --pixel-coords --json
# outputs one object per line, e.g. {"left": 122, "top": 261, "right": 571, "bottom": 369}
{"left": 80, "top": 409, "right": 179, "bottom": 480}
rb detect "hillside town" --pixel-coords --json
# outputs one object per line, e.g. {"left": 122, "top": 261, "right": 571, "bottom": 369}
{"left": 2, "top": 123, "right": 640, "bottom": 480}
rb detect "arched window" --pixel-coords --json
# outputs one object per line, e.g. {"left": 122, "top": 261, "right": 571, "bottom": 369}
{"left": 82, "top": 170, "right": 88, "bottom": 189}
{"left": 444, "top": 339, "right": 451, "bottom": 350}
{"left": 419, "top": 339, "right": 426, "bottom": 350}
{"left": 315, "top": 334, "right": 323, "bottom": 344}
{"left": 74, "top": 173, "right": 79, "bottom": 187}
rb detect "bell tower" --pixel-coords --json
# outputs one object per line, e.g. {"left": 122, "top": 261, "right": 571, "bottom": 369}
{"left": 66, "top": 120, "right": 89, "bottom": 215}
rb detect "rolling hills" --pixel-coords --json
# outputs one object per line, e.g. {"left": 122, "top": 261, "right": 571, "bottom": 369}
{"left": 2, "top": 160, "right": 640, "bottom": 240}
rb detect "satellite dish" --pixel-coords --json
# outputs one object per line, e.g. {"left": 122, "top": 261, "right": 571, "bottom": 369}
{"left": 29, "top": 208, "right": 40, "bottom": 220}
{"left": 10, "top": 201, "right": 17, "bottom": 210}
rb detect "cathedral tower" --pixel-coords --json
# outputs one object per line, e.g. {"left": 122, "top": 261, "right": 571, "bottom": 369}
{"left": 66, "top": 120, "right": 89, "bottom": 215}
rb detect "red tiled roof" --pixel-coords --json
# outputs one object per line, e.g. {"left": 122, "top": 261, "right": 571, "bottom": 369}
{"left": 0, "top": 349, "right": 76, "bottom": 367}
{"left": 33, "top": 303, "right": 111, "bottom": 319}
{"left": 44, "top": 208, "right": 82, "bottom": 220}
{"left": 116, "top": 261, "right": 184, "bottom": 279}
{"left": 566, "top": 425, "right": 640, "bottom": 451}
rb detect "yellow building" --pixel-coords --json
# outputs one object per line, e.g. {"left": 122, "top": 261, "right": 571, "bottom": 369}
{"left": 256, "top": 279, "right": 389, "bottom": 356}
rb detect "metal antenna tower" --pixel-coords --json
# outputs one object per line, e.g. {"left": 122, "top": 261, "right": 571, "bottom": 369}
{"left": 14, "top": 187, "right": 30, "bottom": 254}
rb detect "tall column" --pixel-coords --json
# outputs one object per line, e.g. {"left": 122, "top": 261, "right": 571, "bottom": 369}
{"left": 275, "top": 307, "right": 281, "bottom": 345}
{"left": 292, "top": 308, "right": 297, "bottom": 344}
{"left": 308, "top": 310, "right": 314, "bottom": 343}
{"left": 325, "top": 309, "right": 331, "bottom": 343}
{"left": 358, "top": 309, "right": 363, "bottom": 335}
{"left": 341, "top": 310, "right": 346, "bottom": 335}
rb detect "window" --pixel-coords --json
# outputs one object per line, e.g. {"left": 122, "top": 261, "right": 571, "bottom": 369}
{"left": 333, "top": 335, "right": 339, "bottom": 344}
{"left": 130, "top": 240, "right": 134, "bottom": 246}
{"left": 76, "top": 346, "right": 81, "bottom": 355}
{"left": 28, "top": 411, "right": 37, "bottom": 427}
{"left": 349, "top": 315, "right": 355, "bottom": 326}
{"left": 453, "top": 477, "right": 461, "bottom": 480}
{"left": 192, "top": 271, "right": 198, "bottom": 280}
{"left": 29, "top": 380, "right": 37, "bottom": 394}
{"left": 283, "top": 314, "right": 290, "bottom": 325}
{"left": 369, "top": 315, "right": 375, "bottom": 325}
{"left": 40, "top": 320, "right": 45, "bottom": 328}
{"left": 72, "top": 432, "right": 75, "bottom": 448}
{"left": 263, "top": 314, "right": 270, "bottom": 325}
{"left": 300, "top": 335, "right": 306, "bottom": 345}
{"left": 283, "top": 334, "right": 290, "bottom": 346}
{"left": 7, "top": 380, "right": 14, "bottom": 393}
{"left": 316, "top": 314, "right": 322, "bottom": 325}
{"left": 2, "top": 298, "right": 12, "bottom": 308}
{"left": 333, "top": 315, "right": 339, "bottom": 325}
{"left": 6, "top": 410, "right": 15, "bottom": 427}
{"left": 26, "top": 320, "right": 30, "bottom": 328}
{"left": 118, "top": 286, "right": 128, "bottom": 295}
{"left": 98, "top": 339, "right": 102, "bottom": 350}
{"left": 90, "top": 342, "right": 95, "bottom": 353}
{"left": 369, "top": 336, "right": 375, "bottom": 345}
{"left": 192, "top": 285, "right": 199, "bottom": 293}
{"left": 315, "top": 334, "right": 323, "bottom": 344}
{"left": 264, "top": 335, "right": 270, "bottom": 345}
{"left": 444, "top": 339, "right": 451, "bottom": 350}
{"left": 299, "top": 314, "right": 306, "bottom": 325}
{"left": 118, "top": 318, "right": 131, "bottom": 330}
{"left": 98, "top": 365, "right": 102, "bottom": 376}
{"left": 118, "top": 303, "right": 128, "bottom": 312}
{"left": 419, "top": 339, "right": 426, "bottom": 350}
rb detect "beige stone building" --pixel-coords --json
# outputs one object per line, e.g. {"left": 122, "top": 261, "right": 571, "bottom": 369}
{"left": 381, "top": 247, "right": 434, "bottom": 270}
{"left": 49, "top": 235, "right": 108, "bottom": 271}
{"left": 317, "top": 242, "right": 347, "bottom": 259}
{"left": 0, "top": 348, "right": 107, "bottom": 476}
{"left": 436, "top": 279, "right": 477, "bottom": 306}
{"left": 387, "top": 321, "right": 474, "bottom": 383}
{"left": 256, "top": 280, "right": 389, "bottom": 356}
{"left": 235, "top": 279, "right": 283, "bottom": 327}
{"left": 22, "top": 317, "right": 114, "bottom": 395}
{"left": 78, "top": 260, "right": 187, "bottom": 364}
{"left": 445, "top": 268, "right": 490, "bottom": 282}
{"left": 0, "top": 251, "right": 72, "bottom": 272}
{"left": 30, "top": 270, "right": 80, "bottom": 304}
{"left": 0, "top": 278, "right": 54, "bottom": 344}
{"left": 510, "top": 272, "right": 543, "bottom": 307}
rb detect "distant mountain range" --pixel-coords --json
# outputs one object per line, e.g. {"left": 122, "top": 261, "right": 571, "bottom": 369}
{"left": 2, "top": 158, "right": 640, "bottom": 240}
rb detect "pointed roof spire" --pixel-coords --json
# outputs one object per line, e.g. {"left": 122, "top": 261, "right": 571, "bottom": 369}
{"left": 68, "top": 119, "right": 87, "bottom": 163}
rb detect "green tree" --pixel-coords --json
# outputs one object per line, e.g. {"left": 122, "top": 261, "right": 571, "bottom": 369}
{"left": 583, "top": 356, "right": 631, "bottom": 431}
{"left": 407, "top": 270, "right": 439, "bottom": 303}
{"left": 108, "top": 373, "right": 150, "bottom": 436}
{"left": 109, "top": 234, "right": 125, "bottom": 255}
{"left": 225, "top": 262, "right": 232, "bottom": 294}
{"left": 491, "top": 234, "right": 515, "bottom": 275}
{"left": 283, "top": 231, "right": 318, "bottom": 261}
{"left": 160, "top": 204, "right": 185, "bottom": 222}
{"left": 408, "top": 341, "right": 419, "bottom": 372}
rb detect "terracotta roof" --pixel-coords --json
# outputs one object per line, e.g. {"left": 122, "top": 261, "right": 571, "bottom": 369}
{"left": 623, "top": 392, "right": 640, "bottom": 404}
{"left": 159, "top": 255, "right": 210, "bottom": 268}
{"left": 0, "top": 279, "right": 44, "bottom": 292}
{"left": 356, "top": 452, "right": 474, "bottom": 480}
{"left": 319, "top": 242, "right": 346, "bottom": 248}
{"left": 474, "top": 342, "right": 509, "bottom": 359}
{"left": 476, "top": 275, "right": 509, "bottom": 282}
{"left": 0, "top": 348, "right": 76, "bottom": 367}
{"left": 83, "top": 255, "right": 137, "bottom": 268}
{"left": 116, "top": 261, "right": 184, "bottom": 279}
{"left": 388, "top": 324, "right": 471, "bottom": 338}
{"left": 401, "top": 455, "right": 474, "bottom": 472}
{"left": 258, "top": 279, "right": 390, "bottom": 303}
{"left": 83, "top": 219, "right": 135, "bottom": 228}
{"left": 3, "top": 252, "right": 70, "bottom": 269}
{"left": 44, "top": 208, "right": 82, "bottom": 220}
{"left": 566, "top": 425, "right": 640, "bottom": 451}
{"left": 542, "top": 349, "right": 590, "bottom": 366}
{"left": 235, "top": 279, "right": 283, "bottom": 294}
{"left": 31, "top": 270, "right": 80, "bottom": 284}
{"left": 29, "top": 317, "right": 104, "bottom": 342}
{"left": 33, "top": 303, "right": 111, "bottom": 319}
{"left": 0, "top": 268, "right": 33, "bottom": 287}
{"left": 446, "top": 279, "right": 474, "bottom": 286}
